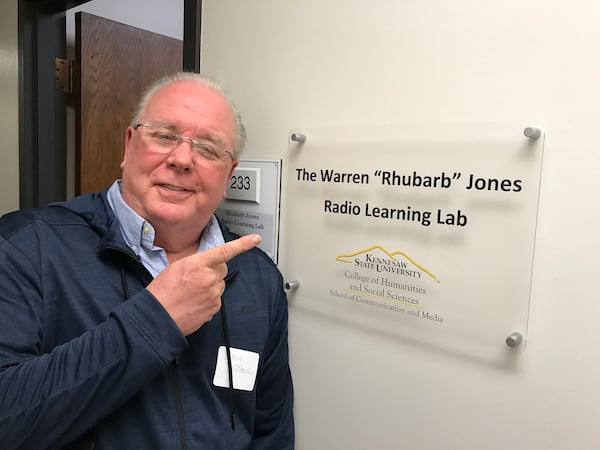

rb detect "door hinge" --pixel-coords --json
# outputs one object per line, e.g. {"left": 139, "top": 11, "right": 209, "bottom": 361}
{"left": 55, "top": 57, "right": 74, "bottom": 94}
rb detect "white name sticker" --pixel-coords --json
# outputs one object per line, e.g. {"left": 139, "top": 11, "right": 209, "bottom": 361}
{"left": 213, "top": 346, "right": 260, "bottom": 392}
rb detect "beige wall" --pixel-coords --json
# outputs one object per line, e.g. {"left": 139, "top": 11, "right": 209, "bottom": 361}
{"left": 0, "top": 0, "right": 19, "bottom": 214}
{"left": 201, "top": 1, "right": 600, "bottom": 449}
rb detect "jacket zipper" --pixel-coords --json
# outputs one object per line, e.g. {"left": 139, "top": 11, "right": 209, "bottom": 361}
{"left": 222, "top": 269, "right": 239, "bottom": 430}
{"left": 169, "top": 356, "right": 187, "bottom": 450}
{"left": 117, "top": 252, "right": 189, "bottom": 448}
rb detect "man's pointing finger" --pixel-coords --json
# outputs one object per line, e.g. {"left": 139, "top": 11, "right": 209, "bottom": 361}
{"left": 202, "top": 234, "right": 262, "bottom": 266}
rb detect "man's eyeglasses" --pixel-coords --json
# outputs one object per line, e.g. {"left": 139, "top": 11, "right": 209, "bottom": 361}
{"left": 134, "top": 123, "right": 234, "bottom": 162}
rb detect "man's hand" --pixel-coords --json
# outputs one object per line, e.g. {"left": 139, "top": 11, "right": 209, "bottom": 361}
{"left": 147, "top": 234, "right": 262, "bottom": 336}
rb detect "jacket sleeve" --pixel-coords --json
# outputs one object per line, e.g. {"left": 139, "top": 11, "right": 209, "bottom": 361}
{"left": 0, "top": 235, "right": 188, "bottom": 449}
{"left": 250, "top": 274, "right": 295, "bottom": 449}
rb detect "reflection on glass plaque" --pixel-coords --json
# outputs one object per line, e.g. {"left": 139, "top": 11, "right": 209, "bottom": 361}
{"left": 282, "top": 124, "right": 544, "bottom": 359}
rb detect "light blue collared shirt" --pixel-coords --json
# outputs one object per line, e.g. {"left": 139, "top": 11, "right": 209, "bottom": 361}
{"left": 107, "top": 180, "right": 224, "bottom": 277}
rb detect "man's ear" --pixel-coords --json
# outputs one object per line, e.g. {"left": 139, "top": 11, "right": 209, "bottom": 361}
{"left": 121, "top": 127, "right": 135, "bottom": 169}
{"left": 228, "top": 160, "right": 239, "bottom": 178}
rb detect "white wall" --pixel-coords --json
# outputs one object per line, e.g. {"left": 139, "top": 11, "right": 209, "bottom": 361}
{"left": 201, "top": 1, "right": 600, "bottom": 449}
{"left": 0, "top": 0, "right": 19, "bottom": 214}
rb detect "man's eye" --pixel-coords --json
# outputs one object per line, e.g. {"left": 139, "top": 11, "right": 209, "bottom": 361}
{"left": 194, "top": 143, "right": 220, "bottom": 158}
{"left": 151, "top": 131, "right": 177, "bottom": 142}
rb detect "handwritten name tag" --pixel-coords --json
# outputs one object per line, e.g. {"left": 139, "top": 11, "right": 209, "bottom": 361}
{"left": 213, "top": 346, "right": 260, "bottom": 391}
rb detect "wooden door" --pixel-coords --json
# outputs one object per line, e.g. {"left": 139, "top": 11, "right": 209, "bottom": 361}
{"left": 75, "top": 12, "right": 183, "bottom": 194}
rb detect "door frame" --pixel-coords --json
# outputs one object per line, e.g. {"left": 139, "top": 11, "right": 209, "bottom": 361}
{"left": 18, "top": 0, "right": 201, "bottom": 208}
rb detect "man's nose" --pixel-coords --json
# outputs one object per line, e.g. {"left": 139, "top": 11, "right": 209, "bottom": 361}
{"left": 166, "top": 139, "right": 195, "bottom": 171}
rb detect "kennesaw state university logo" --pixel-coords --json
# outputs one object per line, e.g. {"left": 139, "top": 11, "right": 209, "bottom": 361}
{"left": 336, "top": 245, "right": 437, "bottom": 282}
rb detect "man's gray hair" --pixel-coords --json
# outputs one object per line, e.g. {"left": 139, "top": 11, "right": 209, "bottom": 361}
{"left": 131, "top": 72, "right": 247, "bottom": 157}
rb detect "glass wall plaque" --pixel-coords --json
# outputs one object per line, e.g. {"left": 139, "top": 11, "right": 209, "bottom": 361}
{"left": 217, "top": 159, "right": 282, "bottom": 262}
{"left": 282, "top": 124, "right": 544, "bottom": 358}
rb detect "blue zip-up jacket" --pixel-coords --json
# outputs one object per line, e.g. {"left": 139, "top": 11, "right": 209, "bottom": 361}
{"left": 0, "top": 190, "right": 294, "bottom": 449}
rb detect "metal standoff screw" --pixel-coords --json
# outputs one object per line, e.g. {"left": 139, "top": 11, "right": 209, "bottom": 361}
{"left": 505, "top": 332, "right": 523, "bottom": 348}
{"left": 285, "top": 280, "right": 300, "bottom": 291}
{"left": 523, "top": 127, "right": 541, "bottom": 139}
{"left": 290, "top": 133, "right": 306, "bottom": 143}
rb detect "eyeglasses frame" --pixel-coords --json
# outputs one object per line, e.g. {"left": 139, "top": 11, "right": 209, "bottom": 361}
{"left": 134, "top": 123, "right": 235, "bottom": 162}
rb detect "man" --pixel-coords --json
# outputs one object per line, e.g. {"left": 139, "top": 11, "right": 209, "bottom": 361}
{"left": 0, "top": 72, "right": 294, "bottom": 449}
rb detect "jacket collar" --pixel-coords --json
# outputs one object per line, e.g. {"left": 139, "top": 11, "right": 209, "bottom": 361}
{"left": 50, "top": 189, "right": 136, "bottom": 257}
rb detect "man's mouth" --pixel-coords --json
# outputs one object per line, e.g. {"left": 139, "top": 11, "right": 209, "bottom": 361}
{"left": 162, "top": 184, "right": 187, "bottom": 192}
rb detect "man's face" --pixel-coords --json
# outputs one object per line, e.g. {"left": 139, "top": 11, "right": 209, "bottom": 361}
{"left": 120, "top": 80, "right": 238, "bottom": 233}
